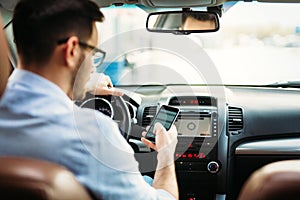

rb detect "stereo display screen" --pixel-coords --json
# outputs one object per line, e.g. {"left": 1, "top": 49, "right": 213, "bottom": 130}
{"left": 175, "top": 116, "right": 211, "bottom": 137}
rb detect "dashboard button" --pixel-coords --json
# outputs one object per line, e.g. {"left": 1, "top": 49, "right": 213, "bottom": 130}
{"left": 207, "top": 161, "right": 219, "bottom": 174}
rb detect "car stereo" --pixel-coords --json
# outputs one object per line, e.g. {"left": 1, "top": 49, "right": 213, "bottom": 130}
{"left": 173, "top": 108, "right": 218, "bottom": 165}
{"left": 175, "top": 109, "right": 218, "bottom": 138}
{"left": 168, "top": 96, "right": 219, "bottom": 171}
{"left": 168, "top": 96, "right": 220, "bottom": 199}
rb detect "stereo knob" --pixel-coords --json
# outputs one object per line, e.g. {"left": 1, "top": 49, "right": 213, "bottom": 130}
{"left": 212, "top": 111, "right": 217, "bottom": 117}
{"left": 207, "top": 161, "right": 219, "bottom": 174}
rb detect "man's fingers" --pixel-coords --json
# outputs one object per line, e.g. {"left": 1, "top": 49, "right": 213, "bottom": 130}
{"left": 153, "top": 122, "right": 165, "bottom": 135}
{"left": 103, "top": 88, "right": 123, "bottom": 96}
{"left": 104, "top": 75, "right": 113, "bottom": 88}
{"left": 141, "top": 137, "right": 156, "bottom": 150}
{"left": 145, "top": 126, "right": 150, "bottom": 132}
{"left": 111, "top": 88, "right": 124, "bottom": 96}
{"left": 86, "top": 73, "right": 124, "bottom": 96}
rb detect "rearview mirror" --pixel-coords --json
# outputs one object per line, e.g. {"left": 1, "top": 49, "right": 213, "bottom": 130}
{"left": 146, "top": 11, "right": 219, "bottom": 34}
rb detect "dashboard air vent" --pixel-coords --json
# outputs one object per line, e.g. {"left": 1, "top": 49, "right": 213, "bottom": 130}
{"left": 228, "top": 106, "right": 243, "bottom": 134}
{"left": 142, "top": 106, "right": 157, "bottom": 127}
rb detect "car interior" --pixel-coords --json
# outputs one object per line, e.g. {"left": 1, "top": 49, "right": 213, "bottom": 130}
{"left": 1, "top": 0, "right": 300, "bottom": 199}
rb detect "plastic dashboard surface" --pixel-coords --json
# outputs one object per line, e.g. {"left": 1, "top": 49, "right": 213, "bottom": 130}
{"left": 118, "top": 84, "right": 300, "bottom": 199}
{"left": 225, "top": 86, "right": 300, "bottom": 199}
{"left": 122, "top": 84, "right": 300, "bottom": 141}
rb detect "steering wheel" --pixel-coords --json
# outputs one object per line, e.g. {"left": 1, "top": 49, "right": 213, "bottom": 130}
{"left": 111, "top": 95, "right": 131, "bottom": 140}
{"left": 79, "top": 95, "right": 131, "bottom": 140}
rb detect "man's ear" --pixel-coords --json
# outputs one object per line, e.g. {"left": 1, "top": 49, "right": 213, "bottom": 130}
{"left": 64, "top": 36, "right": 80, "bottom": 69}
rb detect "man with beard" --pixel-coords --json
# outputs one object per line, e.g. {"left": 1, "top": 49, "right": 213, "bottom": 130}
{"left": 0, "top": 0, "right": 178, "bottom": 199}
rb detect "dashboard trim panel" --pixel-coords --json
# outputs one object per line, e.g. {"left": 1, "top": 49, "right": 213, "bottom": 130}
{"left": 235, "top": 138, "right": 300, "bottom": 155}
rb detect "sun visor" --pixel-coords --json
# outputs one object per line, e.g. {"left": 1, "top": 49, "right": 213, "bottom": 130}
{"left": 141, "top": 0, "right": 219, "bottom": 8}
{"left": 257, "top": 0, "right": 300, "bottom": 2}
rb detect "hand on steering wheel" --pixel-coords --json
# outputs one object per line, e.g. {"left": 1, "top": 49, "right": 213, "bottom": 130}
{"left": 85, "top": 72, "right": 124, "bottom": 96}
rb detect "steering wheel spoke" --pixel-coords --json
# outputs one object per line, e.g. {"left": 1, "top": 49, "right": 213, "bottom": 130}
{"left": 80, "top": 95, "right": 132, "bottom": 140}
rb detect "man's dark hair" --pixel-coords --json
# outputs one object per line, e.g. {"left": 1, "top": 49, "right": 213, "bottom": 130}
{"left": 13, "top": 0, "right": 104, "bottom": 66}
{"left": 182, "top": 12, "right": 215, "bottom": 23}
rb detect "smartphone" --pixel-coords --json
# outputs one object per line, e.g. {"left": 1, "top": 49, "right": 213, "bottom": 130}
{"left": 145, "top": 105, "right": 180, "bottom": 142}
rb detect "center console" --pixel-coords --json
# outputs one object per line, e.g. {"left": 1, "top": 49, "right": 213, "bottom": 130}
{"left": 169, "top": 96, "right": 220, "bottom": 200}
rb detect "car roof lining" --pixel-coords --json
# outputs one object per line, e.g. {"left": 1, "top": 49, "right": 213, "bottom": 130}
{"left": 1, "top": 0, "right": 300, "bottom": 12}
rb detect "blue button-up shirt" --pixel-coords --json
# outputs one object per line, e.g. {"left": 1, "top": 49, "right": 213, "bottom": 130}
{"left": 0, "top": 69, "right": 174, "bottom": 200}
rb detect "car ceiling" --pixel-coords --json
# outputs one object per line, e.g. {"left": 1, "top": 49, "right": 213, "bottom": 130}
{"left": 1, "top": 0, "right": 300, "bottom": 12}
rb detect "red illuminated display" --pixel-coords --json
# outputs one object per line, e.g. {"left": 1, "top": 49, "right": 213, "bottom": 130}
{"left": 175, "top": 153, "right": 207, "bottom": 159}
{"left": 190, "top": 100, "right": 199, "bottom": 105}
{"left": 169, "top": 96, "right": 215, "bottom": 106}
{"left": 179, "top": 99, "right": 199, "bottom": 105}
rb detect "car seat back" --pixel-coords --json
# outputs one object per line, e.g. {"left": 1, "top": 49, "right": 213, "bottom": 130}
{"left": 0, "top": 157, "right": 92, "bottom": 200}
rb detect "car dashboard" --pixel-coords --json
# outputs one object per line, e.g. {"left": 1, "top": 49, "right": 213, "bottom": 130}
{"left": 81, "top": 84, "right": 300, "bottom": 200}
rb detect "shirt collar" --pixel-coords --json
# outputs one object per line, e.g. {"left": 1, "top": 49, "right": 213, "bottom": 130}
{"left": 9, "top": 69, "right": 74, "bottom": 107}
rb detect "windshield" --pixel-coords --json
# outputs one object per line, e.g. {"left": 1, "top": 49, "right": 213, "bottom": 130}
{"left": 97, "top": 2, "right": 300, "bottom": 86}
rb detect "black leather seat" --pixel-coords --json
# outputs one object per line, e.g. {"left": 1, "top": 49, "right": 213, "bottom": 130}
{"left": 238, "top": 160, "right": 300, "bottom": 200}
{"left": 0, "top": 156, "right": 92, "bottom": 200}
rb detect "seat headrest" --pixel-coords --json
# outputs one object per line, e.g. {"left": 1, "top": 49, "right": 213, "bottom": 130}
{"left": 0, "top": 156, "right": 92, "bottom": 200}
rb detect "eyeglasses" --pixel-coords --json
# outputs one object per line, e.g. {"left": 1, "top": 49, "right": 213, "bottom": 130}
{"left": 57, "top": 38, "right": 106, "bottom": 68}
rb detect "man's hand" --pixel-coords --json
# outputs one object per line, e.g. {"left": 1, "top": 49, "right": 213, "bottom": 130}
{"left": 141, "top": 123, "right": 178, "bottom": 167}
{"left": 141, "top": 123, "right": 179, "bottom": 199}
{"left": 85, "top": 73, "right": 123, "bottom": 96}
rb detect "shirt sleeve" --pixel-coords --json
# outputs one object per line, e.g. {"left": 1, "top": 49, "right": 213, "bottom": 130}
{"left": 67, "top": 108, "right": 175, "bottom": 200}
{"left": 157, "top": 189, "right": 176, "bottom": 200}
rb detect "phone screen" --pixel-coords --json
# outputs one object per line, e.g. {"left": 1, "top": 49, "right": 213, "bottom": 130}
{"left": 145, "top": 105, "right": 179, "bottom": 142}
